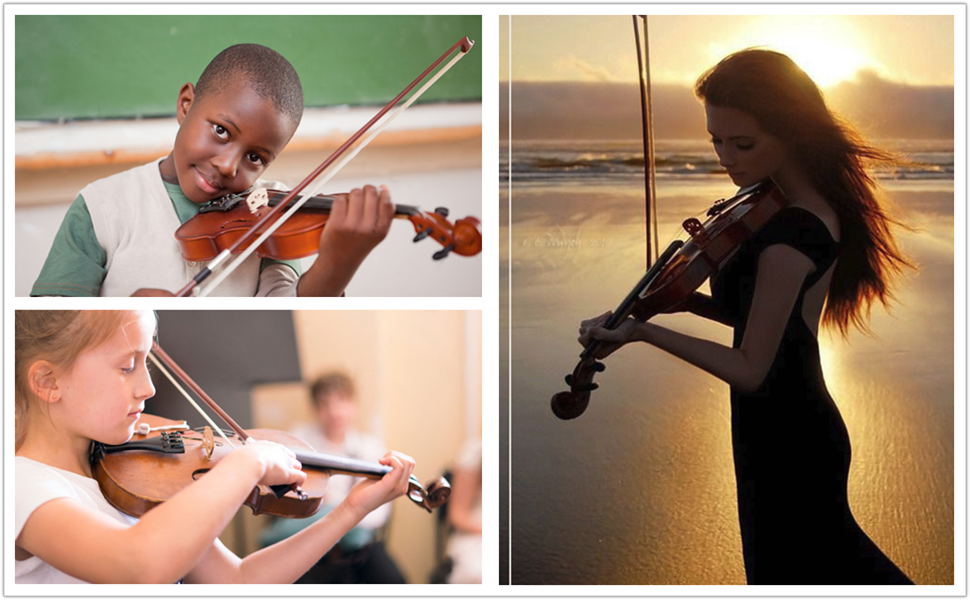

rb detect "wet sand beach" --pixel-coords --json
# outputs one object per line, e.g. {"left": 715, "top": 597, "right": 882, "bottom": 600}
{"left": 500, "top": 179, "right": 954, "bottom": 585}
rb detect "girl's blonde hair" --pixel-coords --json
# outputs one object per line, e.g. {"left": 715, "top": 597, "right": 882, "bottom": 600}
{"left": 14, "top": 311, "right": 149, "bottom": 450}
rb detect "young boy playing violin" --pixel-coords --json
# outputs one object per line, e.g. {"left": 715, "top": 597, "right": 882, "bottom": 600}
{"left": 30, "top": 43, "right": 394, "bottom": 297}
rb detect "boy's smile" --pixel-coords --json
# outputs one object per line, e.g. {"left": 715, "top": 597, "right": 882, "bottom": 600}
{"left": 160, "top": 78, "right": 296, "bottom": 204}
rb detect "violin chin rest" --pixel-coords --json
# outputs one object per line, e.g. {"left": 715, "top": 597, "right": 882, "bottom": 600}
{"left": 551, "top": 391, "right": 590, "bottom": 420}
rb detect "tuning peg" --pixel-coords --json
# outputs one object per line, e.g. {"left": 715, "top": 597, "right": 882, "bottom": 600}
{"left": 413, "top": 227, "right": 432, "bottom": 242}
{"left": 434, "top": 207, "right": 450, "bottom": 218}
{"left": 433, "top": 244, "right": 455, "bottom": 260}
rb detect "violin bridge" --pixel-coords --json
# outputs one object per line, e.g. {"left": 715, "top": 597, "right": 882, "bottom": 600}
{"left": 202, "top": 426, "right": 215, "bottom": 461}
{"left": 245, "top": 188, "right": 270, "bottom": 214}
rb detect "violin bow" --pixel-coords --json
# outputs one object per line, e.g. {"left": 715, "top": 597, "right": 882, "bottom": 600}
{"left": 148, "top": 341, "right": 450, "bottom": 509}
{"left": 174, "top": 36, "right": 476, "bottom": 297}
{"left": 148, "top": 341, "right": 310, "bottom": 500}
{"left": 148, "top": 342, "right": 250, "bottom": 446}
{"left": 633, "top": 15, "right": 660, "bottom": 269}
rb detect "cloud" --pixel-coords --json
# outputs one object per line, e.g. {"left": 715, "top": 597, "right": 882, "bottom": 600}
{"left": 500, "top": 81, "right": 705, "bottom": 141}
{"left": 826, "top": 70, "right": 954, "bottom": 139}
{"left": 500, "top": 74, "right": 953, "bottom": 141}
{"left": 550, "top": 56, "right": 615, "bottom": 82}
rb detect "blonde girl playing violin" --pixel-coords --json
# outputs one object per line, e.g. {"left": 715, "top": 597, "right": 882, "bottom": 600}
{"left": 15, "top": 310, "right": 414, "bottom": 584}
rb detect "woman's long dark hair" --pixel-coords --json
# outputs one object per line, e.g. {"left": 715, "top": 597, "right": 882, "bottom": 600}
{"left": 695, "top": 49, "right": 914, "bottom": 336}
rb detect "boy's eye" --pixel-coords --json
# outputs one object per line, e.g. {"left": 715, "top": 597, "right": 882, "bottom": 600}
{"left": 121, "top": 364, "right": 135, "bottom": 374}
{"left": 213, "top": 124, "right": 229, "bottom": 140}
{"left": 247, "top": 152, "right": 264, "bottom": 166}
{"left": 737, "top": 143, "right": 755, "bottom": 151}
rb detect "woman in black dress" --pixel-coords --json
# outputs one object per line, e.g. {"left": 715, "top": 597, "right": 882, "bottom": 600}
{"left": 579, "top": 49, "right": 914, "bottom": 584}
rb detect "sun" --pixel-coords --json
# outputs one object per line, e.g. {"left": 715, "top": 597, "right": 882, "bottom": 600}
{"left": 714, "top": 16, "right": 882, "bottom": 88}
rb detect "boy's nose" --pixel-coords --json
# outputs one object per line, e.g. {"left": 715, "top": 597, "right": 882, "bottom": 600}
{"left": 211, "top": 151, "right": 238, "bottom": 181}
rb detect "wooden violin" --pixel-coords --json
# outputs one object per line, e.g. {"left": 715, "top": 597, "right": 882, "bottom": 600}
{"left": 177, "top": 36, "right": 476, "bottom": 297}
{"left": 92, "top": 414, "right": 450, "bottom": 518}
{"left": 174, "top": 188, "right": 482, "bottom": 262}
{"left": 551, "top": 180, "right": 789, "bottom": 420}
{"left": 90, "top": 341, "right": 450, "bottom": 519}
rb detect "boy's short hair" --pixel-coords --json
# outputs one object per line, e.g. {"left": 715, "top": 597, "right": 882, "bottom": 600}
{"left": 310, "top": 372, "right": 356, "bottom": 407}
{"left": 195, "top": 43, "right": 304, "bottom": 127}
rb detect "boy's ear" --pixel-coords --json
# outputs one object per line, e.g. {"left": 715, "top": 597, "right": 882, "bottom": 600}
{"left": 28, "top": 361, "right": 60, "bottom": 404}
{"left": 176, "top": 82, "right": 197, "bottom": 125}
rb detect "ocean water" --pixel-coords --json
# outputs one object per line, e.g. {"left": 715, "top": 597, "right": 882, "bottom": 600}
{"left": 501, "top": 138, "right": 954, "bottom": 187}
{"left": 500, "top": 139, "right": 955, "bottom": 585}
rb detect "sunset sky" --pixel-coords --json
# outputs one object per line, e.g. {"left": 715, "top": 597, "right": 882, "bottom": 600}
{"left": 499, "top": 14, "right": 957, "bottom": 140}
{"left": 500, "top": 14, "right": 954, "bottom": 88}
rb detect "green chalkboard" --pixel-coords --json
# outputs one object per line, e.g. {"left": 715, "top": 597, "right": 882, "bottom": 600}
{"left": 16, "top": 15, "right": 482, "bottom": 121}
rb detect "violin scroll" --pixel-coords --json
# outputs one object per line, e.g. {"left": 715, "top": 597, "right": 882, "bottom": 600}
{"left": 408, "top": 476, "right": 452, "bottom": 513}
{"left": 409, "top": 211, "right": 482, "bottom": 260}
{"left": 551, "top": 355, "right": 607, "bottom": 420}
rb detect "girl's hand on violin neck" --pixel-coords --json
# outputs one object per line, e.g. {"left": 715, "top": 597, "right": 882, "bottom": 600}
{"left": 579, "top": 311, "right": 613, "bottom": 341}
{"left": 579, "top": 311, "right": 642, "bottom": 359}
{"left": 345, "top": 451, "right": 415, "bottom": 518}
{"left": 232, "top": 439, "right": 307, "bottom": 489}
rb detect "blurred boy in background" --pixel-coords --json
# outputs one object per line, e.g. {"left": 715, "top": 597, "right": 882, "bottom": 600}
{"left": 261, "top": 372, "right": 405, "bottom": 583}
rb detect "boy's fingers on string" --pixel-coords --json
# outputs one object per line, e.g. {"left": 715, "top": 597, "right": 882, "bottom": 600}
{"left": 361, "top": 185, "right": 379, "bottom": 228}
{"left": 377, "top": 185, "right": 395, "bottom": 231}
{"left": 329, "top": 193, "right": 349, "bottom": 224}
{"left": 345, "top": 187, "right": 365, "bottom": 227}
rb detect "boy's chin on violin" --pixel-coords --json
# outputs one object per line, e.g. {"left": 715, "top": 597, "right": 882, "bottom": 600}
{"left": 131, "top": 288, "right": 177, "bottom": 297}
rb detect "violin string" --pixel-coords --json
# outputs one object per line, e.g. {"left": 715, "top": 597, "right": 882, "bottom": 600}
{"left": 147, "top": 351, "right": 237, "bottom": 450}
{"left": 197, "top": 46, "right": 472, "bottom": 297}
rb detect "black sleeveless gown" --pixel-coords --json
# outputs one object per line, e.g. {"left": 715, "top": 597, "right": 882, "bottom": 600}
{"left": 709, "top": 207, "right": 913, "bottom": 584}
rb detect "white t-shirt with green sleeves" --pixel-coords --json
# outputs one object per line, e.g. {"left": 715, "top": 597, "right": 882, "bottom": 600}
{"left": 31, "top": 159, "right": 301, "bottom": 297}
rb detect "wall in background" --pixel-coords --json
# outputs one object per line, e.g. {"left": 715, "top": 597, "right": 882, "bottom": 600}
{"left": 16, "top": 15, "right": 482, "bottom": 120}
{"left": 150, "top": 310, "right": 481, "bottom": 583}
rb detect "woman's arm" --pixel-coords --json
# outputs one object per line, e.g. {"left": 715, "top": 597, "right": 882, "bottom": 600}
{"left": 16, "top": 441, "right": 304, "bottom": 584}
{"left": 677, "top": 291, "right": 736, "bottom": 327}
{"left": 184, "top": 451, "right": 415, "bottom": 584}
{"left": 583, "top": 244, "right": 814, "bottom": 392}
